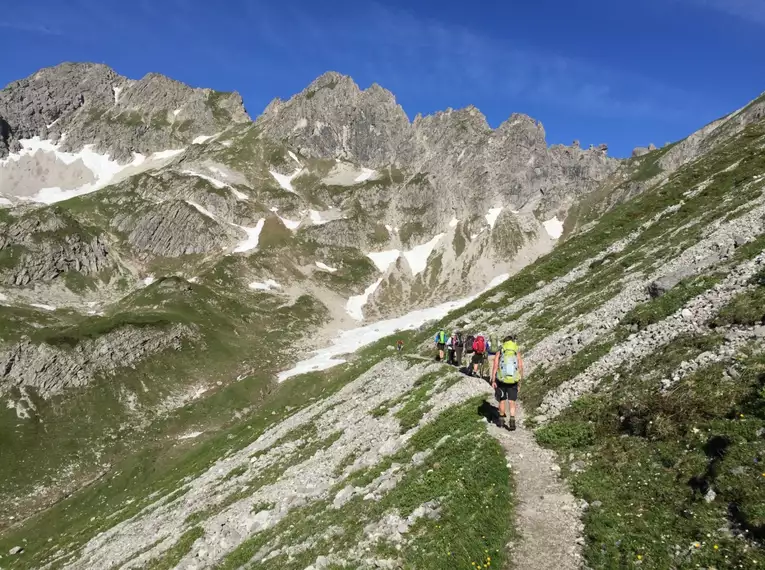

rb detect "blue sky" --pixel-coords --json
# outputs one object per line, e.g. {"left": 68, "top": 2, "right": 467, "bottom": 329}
{"left": 1, "top": 0, "right": 764, "bottom": 157}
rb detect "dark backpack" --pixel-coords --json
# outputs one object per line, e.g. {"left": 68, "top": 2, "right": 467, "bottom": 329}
{"left": 455, "top": 332, "right": 464, "bottom": 348}
{"left": 464, "top": 335, "right": 475, "bottom": 354}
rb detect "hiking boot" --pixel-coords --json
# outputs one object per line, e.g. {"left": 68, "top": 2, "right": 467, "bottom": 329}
{"left": 507, "top": 417, "right": 517, "bottom": 431}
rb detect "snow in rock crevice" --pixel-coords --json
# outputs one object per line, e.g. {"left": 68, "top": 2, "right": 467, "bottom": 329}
{"left": 269, "top": 169, "right": 302, "bottom": 193}
{"left": 186, "top": 201, "right": 216, "bottom": 220}
{"left": 192, "top": 134, "right": 216, "bottom": 145}
{"left": 449, "top": 217, "right": 460, "bottom": 228}
{"left": 309, "top": 210, "right": 329, "bottom": 225}
{"left": 402, "top": 233, "right": 444, "bottom": 276}
{"left": 345, "top": 278, "right": 383, "bottom": 322}
{"left": 485, "top": 207, "right": 503, "bottom": 229}
{"left": 279, "top": 216, "right": 301, "bottom": 231}
{"left": 543, "top": 216, "right": 564, "bottom": 239}
{"left": 279, "top": 273, "right": 510, "bottom": 381}
{"left": 315, "top": 261, "right": 338, "bottom": 273}
{"left": 354, "top": 168, "right": 376, "bottom": 183}
{"left": 368, "top": 249, "right": 402, "bottom": 273}
{"left": 30, "top": 303, "right": 56, "bottom": 312}
{"left": 233, "top": 219, "right": 265, "bottom": 253}
{"left": 249, "top": 279, "right": 280, "bottom": 291}
{"left": 181, "top": 170, "right": 228, "bottom": 189}
{"left": 367, "top": 234, "right": 444, "bottom": 277}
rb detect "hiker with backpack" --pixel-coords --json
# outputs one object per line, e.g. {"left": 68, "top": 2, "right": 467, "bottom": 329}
{"left": 471, "top": 333, "right": 487, "bottom": 378}
{"left": 491, "top": 334, "right": 524, "bottom": 431}
{"left": 446, "top": 333, "right": 458, "bottom": 366}
{"left": 434, "top": 329, "right": 447, "bottom": 361}
{"left": 453, "top": 331, "right": 464, "bottom": 367}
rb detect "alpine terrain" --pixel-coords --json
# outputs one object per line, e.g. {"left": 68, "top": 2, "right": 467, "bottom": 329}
{"left": 0, "top": 62, "right": 763, "bottom": 569}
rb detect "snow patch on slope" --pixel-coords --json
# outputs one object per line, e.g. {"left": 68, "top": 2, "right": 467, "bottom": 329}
{"left": 315, "top": 262, "right": 338, "bottom": 273}
{"left": 345, "top": 278, "right": 384, "bottom": 321}
{"left": 181, "top": 170, "right": 228, "bottom": 189}
{"left": 279, "top": 216, "right": 301, "bottom": 231}
{"left": 449, "top": 217, "right": 460, "bottom": 228}
{"left": 309, "top": 210, "right": 329, "bottom": 225}
{"left": 485, "top": 207, "right": 503, "bottom": 229}
{"left": 280, "top": 273, "right": 510, "bottom": 380}
{"left": 368, "top": 250, "right": 402, "bottom": 273}
{"left": 402, "top": 234, "right": 444, "bottom": 276}
{"left": 192, "top": 135, "right": 215, "bottom": 145}
{"left": 269, "top": 169, "right": 302, "bottom": 193}
{"left": 543, "top": 217, "right": 564, "bottom": 240}
{"left": 249, "top": 279, "right": 280, "bottom": 291}
{"left": 0, "top": 137, "right": 176, "bottom": 204}
{"left": 186, "top": 201, "right": 216, "bottom": 220}
{"left": 354, "top": 168, "right": 376, "bottom": 183}
{"left": 30, "top": 303, "right": 56, "bottom": 312}
{"left": 232, "top": 219, "right": 266, "bottom": 253}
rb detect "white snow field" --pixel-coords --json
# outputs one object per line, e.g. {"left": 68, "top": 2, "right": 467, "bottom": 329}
{"left": 279, "top": 273, "right": 510, "bottom": 381}
{"left": 0, "top": 137, "right": 186, "bottom": 204}
{"left": 543, "top": 216, "right": 564, "bottom": 239}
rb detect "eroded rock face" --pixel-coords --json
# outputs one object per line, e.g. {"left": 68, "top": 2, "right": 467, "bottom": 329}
{"left": 0, "top": 209, "right": 114, "bottom": 286}
{"left": 112, "top": 200, "right": 240, "bottom": 257}
{"left": 0, "top": 323, "right": 198, "bottom": 398}
{"left": 0, "top": 62, "right": 250, "bottom": 162}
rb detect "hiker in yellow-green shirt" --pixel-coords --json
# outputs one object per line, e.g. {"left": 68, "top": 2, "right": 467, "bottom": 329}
{"left": 491, "top": 334, "right": 523, "bottom": 431}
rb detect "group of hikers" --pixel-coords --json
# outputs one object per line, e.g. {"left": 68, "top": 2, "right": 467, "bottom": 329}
{"left": 433, "top": 329, "right": 523, "bottom": 431}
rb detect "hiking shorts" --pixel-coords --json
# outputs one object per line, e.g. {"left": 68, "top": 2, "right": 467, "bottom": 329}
{"left": 436, "top": 343, "right": 446, "bottom": 351}
{"left": 495, "top": 382, "right": 518, "bottom": 402}
{"left": 471, "top": 352, "right": 485, "bottom": 365}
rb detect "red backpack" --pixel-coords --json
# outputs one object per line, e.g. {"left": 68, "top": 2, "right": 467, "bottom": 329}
{"left": 473, "top": 335, "right": 486, "bottom": 354}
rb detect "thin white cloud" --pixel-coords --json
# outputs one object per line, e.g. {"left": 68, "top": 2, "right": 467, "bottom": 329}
{"left": 268, "top": 2, "right": 698, "bottom": 121}
{"left": 0, "top": 21, "right": 63, "bottom": 36}
{"left": 680, "top": 0, "right": 765, "bottom": 25}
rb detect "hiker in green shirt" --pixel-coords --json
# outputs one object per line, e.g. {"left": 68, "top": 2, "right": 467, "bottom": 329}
{"left": 491, "top": 334, "right": 523, "bottom": 431}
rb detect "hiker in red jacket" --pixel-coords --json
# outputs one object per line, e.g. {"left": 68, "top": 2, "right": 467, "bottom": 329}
{"left": 471, "top": 333, "right": 487, "bottom": 378}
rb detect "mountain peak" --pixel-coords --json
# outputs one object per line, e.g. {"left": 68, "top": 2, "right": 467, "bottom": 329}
{"left": 304, "top": 71, "right": 358, "bottom": 95}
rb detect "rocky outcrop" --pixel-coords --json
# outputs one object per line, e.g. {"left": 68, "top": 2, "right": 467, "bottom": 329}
{"left": 0, "top": 209, "right": 114, "bottom": 286}
{"left": 112, "top": 200, "right": 239, "bottom": 257}
{"left": 631, "top": 143, "right": 657, "bottom": 157}
{"left": 0, "top": 323, "right": 198, "bottom": 398}
{"left": 0, "top": 62, "right": 251, "bottom": 161}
